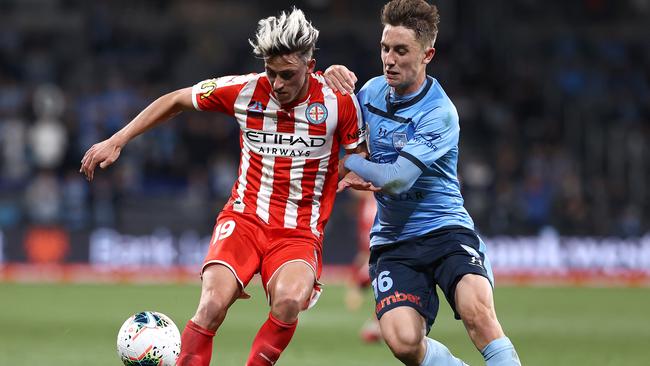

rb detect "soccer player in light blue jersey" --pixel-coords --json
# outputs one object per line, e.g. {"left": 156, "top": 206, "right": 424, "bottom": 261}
{"left": 325, "top": 1, "right": 522, "bottom": 366}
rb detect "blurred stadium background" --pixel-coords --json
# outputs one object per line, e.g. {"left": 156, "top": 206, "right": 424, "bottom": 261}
{"left": 0, "top": 0, "right": 649, "bottom": 365}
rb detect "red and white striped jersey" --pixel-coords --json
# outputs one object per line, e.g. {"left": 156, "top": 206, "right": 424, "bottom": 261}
{"left": 191, "top": 73, "right": 365, "bottom": 238}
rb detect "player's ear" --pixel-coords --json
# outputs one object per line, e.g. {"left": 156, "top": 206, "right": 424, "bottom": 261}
{"left": 307, "top": 59, "right": 316, "bottom": 74}
{"left": 423, "top": 47, "right": 435, "bottom": 65}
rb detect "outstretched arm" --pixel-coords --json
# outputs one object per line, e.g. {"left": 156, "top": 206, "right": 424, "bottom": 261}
{"left": 343, "top": 154, "right": 422, "bottom": 195}
{"left": 80, "top": 87, "right": 194, "bottom": 181}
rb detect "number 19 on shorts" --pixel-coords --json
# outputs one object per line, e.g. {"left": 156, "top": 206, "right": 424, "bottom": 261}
{"left": 210, "top": 220, "right": 235, "bottom": 245}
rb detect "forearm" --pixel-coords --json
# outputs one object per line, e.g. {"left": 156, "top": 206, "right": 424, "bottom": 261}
{"left": 340, "top": 142, "right": 369, "bottom": 178}
{"left": 344, "top": 154, "right": 422, "bottom": 194}
{"left": 112, "top": 88, "right": 192, "bottom": 146}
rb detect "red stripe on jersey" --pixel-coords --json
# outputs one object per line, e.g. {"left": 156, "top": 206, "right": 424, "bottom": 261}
{"left": 315, "top": 147, "right": 341, "bottom": 235}
{"left": 267, "top": 157, "right": 292, "bottom": 227}
{"left": 276, "top": 110, "right": 295, "bottom": 134}
{"left": 295, "top": 159, "right": 321, "bottom": 231}
{"left": 335, "top": 92, "right": 363, "bottom": 148}
{"left": 228, "top": 131, "right": 246, "bottom": 204}
{"left": 246, "top": 78, "right": 272, "bottom": 130}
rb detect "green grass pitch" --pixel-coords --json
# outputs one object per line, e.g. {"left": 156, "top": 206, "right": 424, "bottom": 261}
{"left": 0, "top": 283, "right": 648, "bottom": 365}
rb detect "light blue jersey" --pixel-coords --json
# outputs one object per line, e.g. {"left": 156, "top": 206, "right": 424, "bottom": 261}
{"left": 357, "top": 76, "right": 474, "bottom": 246}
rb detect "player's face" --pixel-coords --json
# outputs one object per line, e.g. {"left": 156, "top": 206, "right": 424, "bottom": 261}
{"left": 381, "top": 25, "right": 435, "bottom": 95}
{"left": 265, "top": 53, "right": 315, "bottom": 106}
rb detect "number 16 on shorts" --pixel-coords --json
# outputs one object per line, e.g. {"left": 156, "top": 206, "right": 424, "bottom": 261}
{"left": 371, "top": 271, "right": 393, "bottom": 299}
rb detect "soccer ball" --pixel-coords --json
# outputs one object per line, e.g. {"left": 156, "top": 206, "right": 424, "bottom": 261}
{"left": 116, "top": 311, "right": 181, "bottom": 366}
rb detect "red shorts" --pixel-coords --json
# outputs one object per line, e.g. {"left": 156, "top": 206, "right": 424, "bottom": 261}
{"left": 202, "top": 211, "right": 323, "bottom": 306}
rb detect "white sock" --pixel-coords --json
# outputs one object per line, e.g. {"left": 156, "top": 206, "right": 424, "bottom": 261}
{"left": 481, "top": 336, "right": 521, "bottom": 366}
{"left": 420, "top": 337, "right": 468, "bottom": 366}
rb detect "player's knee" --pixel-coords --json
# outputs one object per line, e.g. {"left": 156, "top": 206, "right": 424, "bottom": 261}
{"left": 387, "top": 341, "right": 421, "bottom": 363}
{"left": 194, "top": 296, "right": 229, "bottom": 330}
{"left": 383, "top": 326, "right": 423, "bottom": 362}
{"left": 270, "top": 293, "right": 303, "bottom": 322}
{"left": 458, "top": 298, "right": 497, "bottom": 333}
{"left": 269, "top": 274, "right": 312, "bottom": 322}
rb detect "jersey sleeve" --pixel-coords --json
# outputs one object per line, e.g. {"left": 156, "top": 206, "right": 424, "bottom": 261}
{"left": 336, "top": 92, "right": 366, "bottom": 150}
{"left": 399, "top": 102, "right": 459, "bottom": 170}
{"left": 191, "top": 74, "right": 256, "bottom": 116}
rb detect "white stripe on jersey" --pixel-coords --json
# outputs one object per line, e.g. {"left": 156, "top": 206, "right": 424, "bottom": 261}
{"left": 256, "top": 155, "right": 274, "bottom": 224}
{"left": 255, "top": 99, "right": 280, "bottom": 224}
{"left": 283, "top": 158, "right": 303, "bottom": 229}
{"left": 309, "top": 157, "right": 330, "bottom": 237}
{"left": 323, "top": 88, "right": 339, "bottom": 144}
{"left": 231, "top": 78, "right": 258, "bottom": 213}
{"left": 233, "top": 146, "right": 250, "bottom": 213}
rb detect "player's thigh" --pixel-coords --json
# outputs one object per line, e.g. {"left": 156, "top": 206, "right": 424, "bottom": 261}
{"left": 199, "top": 264, "right": 242, "bottom": 310}
{"left": 454, "top": 274, "right": 497, "bottom": 319}
{"left": 431, "top": 229, "right": 493, "bottom": 319}
{"left": 266, "top": 261, "right": 316, "bottom": 305}
{"left": 369, "top": 244, "right": 439, "bottom": 332}
{"left": 202, "top": 212, "right": 264, "bottom": 292}
{"left": 455, "top": 273, "right": 504, "bottom": 350}
{"left": 261, "top": 233, "right": 322, "bottom": 308}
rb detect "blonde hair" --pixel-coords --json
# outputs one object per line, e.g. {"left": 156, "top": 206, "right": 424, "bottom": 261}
{"left": 249, "top": 7, "right": 319, "bottom": 61}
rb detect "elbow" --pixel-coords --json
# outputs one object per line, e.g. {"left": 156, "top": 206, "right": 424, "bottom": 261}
{"left": 168, "top": 87, "right": 194, "bottom": 112}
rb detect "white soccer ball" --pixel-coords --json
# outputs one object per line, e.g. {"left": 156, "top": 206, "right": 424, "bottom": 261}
{"left": 116, "top": 311, "right": 181, "bottom": 366}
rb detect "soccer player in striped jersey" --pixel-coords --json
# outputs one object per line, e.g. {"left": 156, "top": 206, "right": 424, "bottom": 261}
{"left": 80, "top": 8, "right": 365, "bottom": 366}
{"left": 326, "top": 1, "right": 522, "bottom": 366}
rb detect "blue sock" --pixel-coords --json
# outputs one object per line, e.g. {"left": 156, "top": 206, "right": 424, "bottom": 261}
{"left": 420, "top": 338, "right": 467, "bottom": 366}
{"left": 481, "top": 337, "right": 521, "bottom": 366}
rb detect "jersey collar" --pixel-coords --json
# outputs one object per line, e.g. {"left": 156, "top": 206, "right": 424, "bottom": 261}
{"left": 385, "top": 76, "right": 433, "bottom": 114}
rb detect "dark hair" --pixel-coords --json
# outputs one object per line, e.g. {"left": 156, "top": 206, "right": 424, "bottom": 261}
{"left": 381, "top": 0, "right": 440, "bottom": 47}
